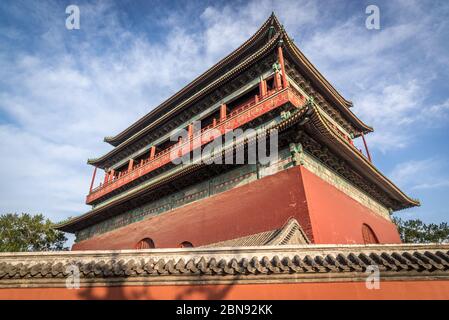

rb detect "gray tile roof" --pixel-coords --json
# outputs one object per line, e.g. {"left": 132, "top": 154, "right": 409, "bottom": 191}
{"left": 201, "top": 218, "right": 310, "bottom": 247}
{"left": 0, "top": 244, "right": 448, "bottom": 287}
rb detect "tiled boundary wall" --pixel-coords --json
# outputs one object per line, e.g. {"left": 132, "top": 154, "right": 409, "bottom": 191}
{"left": 1, "top": 244, "right": 449, "bottom": 299}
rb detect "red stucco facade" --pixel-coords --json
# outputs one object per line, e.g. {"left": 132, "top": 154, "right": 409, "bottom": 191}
{"left": 72, "top": 166, "right": 401, "bottom": 250}
{"left": 300, "top": 167, "right": 401, "bottom": 244}
{"left": 2, "top": 280, "right": 449, "bottom": 300}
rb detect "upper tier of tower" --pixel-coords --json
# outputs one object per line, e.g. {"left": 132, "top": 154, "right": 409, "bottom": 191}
{"left": 87, "top": 13, "right": 372, "bottom": 170}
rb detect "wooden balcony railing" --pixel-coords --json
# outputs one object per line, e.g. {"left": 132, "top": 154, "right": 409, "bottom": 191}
{"left": 86, "top": 86, "right": 306, "bottom": 204}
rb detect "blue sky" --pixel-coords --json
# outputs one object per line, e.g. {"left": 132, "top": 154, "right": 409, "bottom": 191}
{"left": 0, "top": 0, "right": 448, "bottom": 236}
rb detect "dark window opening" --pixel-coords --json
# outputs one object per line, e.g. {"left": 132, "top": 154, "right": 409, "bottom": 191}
{"left": 135, "top": 238, "right": 155, "bottom": 249}
{"left": 134, "top": 152, "right": 149, "bottom": 167}
{"left": 201, "top": 110, "right": 220, "bottom": 129}
{"left": 114, "top": 162, "right": 129, "bottom": 177}
{"left": 179, "top": 241, "right": 193, "bottom": 248}
{"left": 266, "top": 76, "right": 276, "bottom": 91}
{"left": 156, "top": 139, "right": 178, "bottom": 155}
{"left": 227, "top": 87, "right": 259, "bottom": 115}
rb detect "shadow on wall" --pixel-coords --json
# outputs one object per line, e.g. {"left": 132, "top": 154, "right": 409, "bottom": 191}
{"left": 76, "top": 251, "right": 240, "bottom": 300}
{"left": 77, "top": 279, "right": 239, "bottom": 300}
{"left": 174, "top": 280, "right": 237, "bottom": 300}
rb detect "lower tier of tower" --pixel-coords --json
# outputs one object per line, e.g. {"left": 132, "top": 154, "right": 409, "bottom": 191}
{"left": 72, "top": 163, "right": 401, "bottom": 250}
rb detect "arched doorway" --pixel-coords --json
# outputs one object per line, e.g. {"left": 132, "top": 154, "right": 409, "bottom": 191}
{"left": 179, "top": 241, "right": 193, "bottom": 248}
{"left": 135, "top": 238, "right": 155, "bottom": 249}
{"left": 362, "top": 224, "right": 379, "bottom": 244}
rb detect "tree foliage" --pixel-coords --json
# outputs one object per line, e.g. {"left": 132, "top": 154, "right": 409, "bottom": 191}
{"left": 0, "top": 213, "right": 67, "bottom": 252}
{"left": 393, "top": 217, "right": 449, "bottom": 244}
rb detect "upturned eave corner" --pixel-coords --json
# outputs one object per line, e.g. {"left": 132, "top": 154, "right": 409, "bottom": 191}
{"left": 86, "top": 158, "right": 100, "bottom": 166}
{"left": 306, "top": 105, "right": 418, "bottom": 210}
{"left": 53, "top": 217, "right": 76, "bottom": 232}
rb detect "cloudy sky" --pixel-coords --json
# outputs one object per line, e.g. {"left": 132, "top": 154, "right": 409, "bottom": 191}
{"left": 0, "top": 0, "right": 448, "bottom": 237}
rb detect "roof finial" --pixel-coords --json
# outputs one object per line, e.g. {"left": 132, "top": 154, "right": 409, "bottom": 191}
{"left": 269, "top": 12, "right": 275, "bottom": 27}
{"left": 278, "top": 37, "right": 284, "bottom": 48}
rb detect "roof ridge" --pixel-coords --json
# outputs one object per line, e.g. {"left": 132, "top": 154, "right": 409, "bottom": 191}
{"left": 266, "top": 218, "right": 310, "bottom": 245}
{"left": 201, "top": 218, "right": 310, "bottom": 248}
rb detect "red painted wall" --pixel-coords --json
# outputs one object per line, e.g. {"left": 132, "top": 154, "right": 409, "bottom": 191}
{"left": 1, "top": 280, "right": 449, "bottom": 300}
{"left": 73, "top": 168, "right": 311, "bottom": 250}
{"left": 300, "top": 167, "right": 401, "bottom": 244}
{"left": 72, "top": 166, "right": 401, "bottom": 250}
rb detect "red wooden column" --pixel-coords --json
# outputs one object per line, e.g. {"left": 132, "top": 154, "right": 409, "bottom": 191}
{"left": 109, "top": 169, "right": 115, "bottom": 181}
{"left": 220, "top": 104, "right": 227, "bottom": 121}
{"left": 186, "top": 124, "right": 194, "bottom": 153}
{"left": 361, "top": 132, "right": 372, "bottom": 162}
{"left": 127, "top": 159, "right": 134, "bottom": 172}
{"left": 277, "top": 42, "right": 289, "bottom": 89}
{"left": 149, "top": 146, "right": 156, "bottom": 160}
{"left": 187, "top": 124, "right": 193, "bottom": 139}
{"left": 103, "top": 170, "right": 109, "bottom": 185}
{"left": 274, "top": 72, "right": 282, "bottom": 90}
{"left": 176, "top": 137, "right": 183, "bottom": 157}
{"left": 89, "top": 167, "right": 97, "bottom": 193}
{"left": 259, "top": 78, "right": 267, "bottom": 98}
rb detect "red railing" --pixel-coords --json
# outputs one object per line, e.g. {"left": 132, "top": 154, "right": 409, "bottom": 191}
{"left": 86, "top": 86, "right": 306, "bottom": 204}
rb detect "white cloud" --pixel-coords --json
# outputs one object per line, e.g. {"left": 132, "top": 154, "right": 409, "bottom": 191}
{"left": 199, "top": 0, "right": 319, "bottom": 64}
{"left": 0, "top": 125, "right": 88, "bottom": 219}
{"left": 0, "top": 2, "right": 211, "bottom": 222}
{"left": 424, "top": 99, "right": 449, "bottom": 125}
{"left": 355, "top": 80, "right": 424, "bottom": 151}
{"left": 298, "top": 1, "right": 449, "bottom": 152}
{"left": 414, "top": 181, "right": 449, "bottom": 190}
{"left": 389, "top": 158, "right": 449, "bottom": 191}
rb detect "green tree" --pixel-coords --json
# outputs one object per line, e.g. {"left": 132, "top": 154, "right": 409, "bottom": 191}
{"left": 393, "top": 217, "right": 449, "bottom": 244}
{"left": 0, "top": 213, "right": 67, "bottom": 252}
